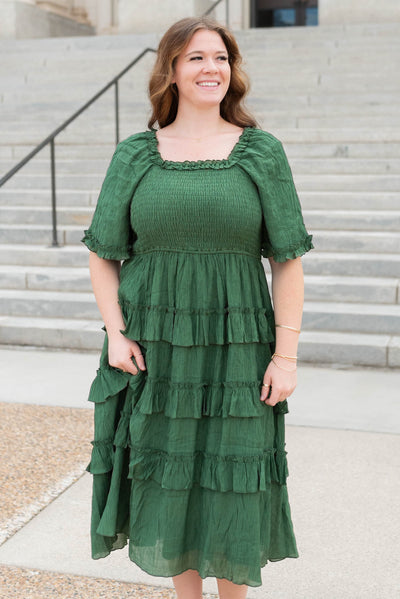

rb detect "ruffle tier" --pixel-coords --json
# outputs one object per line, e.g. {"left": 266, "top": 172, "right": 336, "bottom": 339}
{"left": 87, "top": 366, "right": 289, "bottom": 493}
{"left": 117, "top": 250, "right": 275, "bottom": 346}
{"left": 87, "top": 364, "right": 288, "bottom": 418}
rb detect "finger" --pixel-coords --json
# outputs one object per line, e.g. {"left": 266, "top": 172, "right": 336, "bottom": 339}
{"left": 122, "top": 359, "right": 139, "bottom": 376}
{"left": 264, "top": 385, "right": 282, "bottom": 407}
{"left": 260, "top": 376, "right": 272, "bottom": 401}
{"left": 132, "top": 348, "right": 146, "bottom": 371}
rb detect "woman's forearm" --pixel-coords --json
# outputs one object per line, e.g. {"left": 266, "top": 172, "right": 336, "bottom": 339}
{"left": 88, "top": 251, "right": 125, "bottom": 336}
{"left": 269, "top": 256, "right": 304, "bottom": 357}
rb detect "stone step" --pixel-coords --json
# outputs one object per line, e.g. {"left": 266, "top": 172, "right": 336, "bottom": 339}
{"left": 3, "top": 206, "right": 400, "bottom": 233}
{"left": 0, "top": 244, "right": 88, "bottom": 267}
{"left": 0, "top": 225, "right": 85, "bottom": 246}
{"left": 4, "top": 96, "right": 400, "bottom": 122}
{"left": 3, "top": 99, "right": 400, "bottom": 121}
{"left": 300, "top": 252, "right": 400, "bottom": 278}
{"left": 304, "top": 211, "right": 400, "bottom": 231}
{"left": 0, "top": 289, "right": 99, "bottom": 320}
{"left": 1, "top": 187, "right": 397, "bottom": 212}
{"left": 286, "top": 142, "right": 400, "bottom": 159}
{"left": 2, "top": 225, "right": 400, "bottom": 253}
{"left": 311, "top": 230, "right": 400, "bottom": 254}
{"left": 0, "top": 315, "right": 103, "bottom": 351}
{"left": 3, "top": 157, "right": 400, "bottom": 177}
{"left": 0, "top": 189, "right": 96, "bottom": 207}
{"left": 2, "top": 128, "right": 400, "bottom": 150}
{"left": 4, "top": 39, "right": 397, "bottom": 60}
{"left": 302, "top": 301, "right": 400, "bottom": 335}
{"left": 0, "top": 206, "right": 93, "bottom": 226}
{"left": 3, "top": 111, "right": 400, "bottom": 134}
{"left": 302, "top": 274, "right": 399, "bottom": 305}
{"left": 294, "top": 173, "right": 400, "bottom": 192}
{"left": 258, "top": 129, "right": 400, "bottom": 144}
{"left": 299, "top": 192, "right": 400, "bottom": 211}
{"left": 0, "top": 265, "right": 91, "bottom": 292}
{"left": 299, "top": 330, "right": 399, "bottom": 368}
{"left": 3, "top": 172, "right": 400, "bottom": 192}
{"left": 0, "top": 158, "right": 110, "bottom": 175}
{"left": 293, "top": 159, "right": 400, "bottom": 175}
{"left": 0, "top": 313, "right": 398, "bottom": 367}
{"left": 0, "top": 244, "right": 398, "bottom": 279}
{"left": 1, "top": 289, "right": 400, "bottom": 337}
{"left": 1, "top": 265, "right": 398, "bottom": 307}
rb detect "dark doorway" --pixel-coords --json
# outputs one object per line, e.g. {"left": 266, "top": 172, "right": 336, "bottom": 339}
{"left": 250, "top": 0, "right": 318, "bottom": 27}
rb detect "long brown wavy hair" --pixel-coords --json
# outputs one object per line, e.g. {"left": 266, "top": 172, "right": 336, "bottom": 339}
{"left": 148, "top": 16, "right": 259, "bottom": 130}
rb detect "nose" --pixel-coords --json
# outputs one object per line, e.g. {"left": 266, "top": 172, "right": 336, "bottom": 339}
{"left": 202, "top": 57, "right": 218, "bottom": 72}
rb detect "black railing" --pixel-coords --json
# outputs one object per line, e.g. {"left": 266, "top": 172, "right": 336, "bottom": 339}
{"left": 0, "top": 0, "right": 229, "bottom": 247}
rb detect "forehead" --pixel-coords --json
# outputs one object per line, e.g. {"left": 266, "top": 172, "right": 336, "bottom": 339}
{"left": 184, "top": 29, "right": 227, "bottom": 53}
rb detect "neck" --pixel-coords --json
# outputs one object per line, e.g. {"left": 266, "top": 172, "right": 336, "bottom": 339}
{"left": 171, "top": 102, "right": 225, "bottom": 138}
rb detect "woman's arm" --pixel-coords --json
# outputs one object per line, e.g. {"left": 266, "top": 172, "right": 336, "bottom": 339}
{"left": 89, "top": 251, "right": 146, "bottom": 375}
{"left": 260, "top": 256, "right": 304, "bottom": 406}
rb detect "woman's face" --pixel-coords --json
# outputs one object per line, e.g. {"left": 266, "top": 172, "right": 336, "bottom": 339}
{"left": 171, "top": 29, "right": 231, "bottom": 110}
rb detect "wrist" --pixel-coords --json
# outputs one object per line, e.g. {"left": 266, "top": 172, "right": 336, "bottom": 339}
{"left": 271, "top": 354, "right": 297, "bottom": 372}
{"left": 106, "top": 326, "right": 125, "bottom": 339}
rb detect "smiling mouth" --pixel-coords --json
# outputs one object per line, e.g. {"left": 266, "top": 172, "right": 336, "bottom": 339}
{"left": 196, "top": 82, "right": 220, "bottom": 88}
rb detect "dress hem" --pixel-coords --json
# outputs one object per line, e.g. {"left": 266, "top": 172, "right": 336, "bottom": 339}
{"left": 91, "top": 541, "right": 299, "bottom": 588}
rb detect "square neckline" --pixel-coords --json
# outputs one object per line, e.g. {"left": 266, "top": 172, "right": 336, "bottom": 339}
{"left": 147, "top": 126, "right": 253, "bottom": 170}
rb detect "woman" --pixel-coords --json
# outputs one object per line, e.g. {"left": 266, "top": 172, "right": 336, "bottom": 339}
{"left": 82, "top": 16, "right": 313, "bottom": 599}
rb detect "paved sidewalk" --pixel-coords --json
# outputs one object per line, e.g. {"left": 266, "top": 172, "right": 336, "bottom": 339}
{"left": 0, "top": 347, "right": 399, "bottom": 598}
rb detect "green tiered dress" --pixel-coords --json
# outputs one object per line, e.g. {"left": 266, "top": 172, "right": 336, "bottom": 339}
{"left": 82, "top": 126, "right": 313, "bottom": 588}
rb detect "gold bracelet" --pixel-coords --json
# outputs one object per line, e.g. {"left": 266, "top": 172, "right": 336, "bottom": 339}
{"left": 271, "top": 357, "right": 297, "bottom": 372}
{"left": 276, "top": 324, "right": 301, "bottom": 334}
{"left": 272, "top": 352, "right": 297, "bottom": 361}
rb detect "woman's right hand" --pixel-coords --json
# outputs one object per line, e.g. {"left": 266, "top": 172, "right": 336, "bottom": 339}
{"left": 108, "top": 332, "right": 147, "bottom": 375}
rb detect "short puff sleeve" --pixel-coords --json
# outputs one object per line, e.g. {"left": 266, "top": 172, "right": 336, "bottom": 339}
{"left": 244, "top": 131, "right": 314, "bottom": 262}
{"left": 81, "top": 143, "right": 137, "bottom": 260}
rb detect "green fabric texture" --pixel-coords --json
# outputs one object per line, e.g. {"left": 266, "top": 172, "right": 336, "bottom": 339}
{"left": 82, "top": 126, "right": 313, "bottom": 587}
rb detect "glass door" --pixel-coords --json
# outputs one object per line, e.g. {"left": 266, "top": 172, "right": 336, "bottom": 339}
{"left": 250, "top": 0, "right": 318, "bottom": 27}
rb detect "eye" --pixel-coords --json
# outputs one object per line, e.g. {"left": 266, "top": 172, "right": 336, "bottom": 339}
{"left": 190, "top": 56, "right": 202, "bottom": 61}
{"left": 218, "top": 56, "right": 228, "bottom": 61}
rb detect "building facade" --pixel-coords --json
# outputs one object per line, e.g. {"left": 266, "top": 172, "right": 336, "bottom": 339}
{"left": 1, "top": 0, "right": 399, "bottom": 38}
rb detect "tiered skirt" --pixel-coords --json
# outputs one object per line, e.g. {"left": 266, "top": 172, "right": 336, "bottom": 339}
{"left": 86, "top": 250, "right": 299, "bottom": 587}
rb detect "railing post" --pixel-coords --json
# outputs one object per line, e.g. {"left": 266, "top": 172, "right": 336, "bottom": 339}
{"left": 50, "top": 138, "right": 59, "bottom": 248}
{"left": 115, "top": 80, "right": 120, "bottom": 146}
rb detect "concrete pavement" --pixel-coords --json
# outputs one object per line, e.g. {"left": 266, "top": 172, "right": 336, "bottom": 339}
{"left": 0, "top": 346, "right": 399, "bottom": 598}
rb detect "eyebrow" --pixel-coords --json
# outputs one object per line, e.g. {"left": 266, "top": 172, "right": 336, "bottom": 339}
{"left": 184, "top": 50, "right": 228, "bottom": 57}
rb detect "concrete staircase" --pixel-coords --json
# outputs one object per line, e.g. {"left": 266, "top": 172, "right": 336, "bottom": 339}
{"left": 0, "top": 23, "right": 399, "bottom": 367}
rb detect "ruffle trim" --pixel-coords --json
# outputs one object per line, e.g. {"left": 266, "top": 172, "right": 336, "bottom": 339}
{"left": 147, "top": 127, "right": 254, "bottom": 170}
{"left": 87, "top": 365, "right": 131, "bottom": 403}
{"left": 88, "top": 366, "right": 288, "bottom": 418}
{"left": 81, "top": 230, "right": 132, "bottom": 260}
{"left": 137, "top": 376, "right": 289, "bottom": 419}
{"left": 120, "top": 301, "right": 275, "bottom": 346}
{"left": 88, "top": 442, "right": 288, "bottom": 492}
{"left": 128, "top": 447, "right": 288, "bottom": 492}
{"left": 261, "top": 234, "right": 314, "bottom": 263}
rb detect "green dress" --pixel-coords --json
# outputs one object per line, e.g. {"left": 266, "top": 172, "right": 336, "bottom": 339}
{"left": 82, "top": 126, "right": 313, "bottom": 588}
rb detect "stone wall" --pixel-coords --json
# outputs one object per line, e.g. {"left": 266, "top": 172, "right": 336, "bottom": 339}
{"left": 1, "top": 0, "right": 399, "bottom": 39}
{"left": 319, "top": 0, "right": 400, "bottom": 25}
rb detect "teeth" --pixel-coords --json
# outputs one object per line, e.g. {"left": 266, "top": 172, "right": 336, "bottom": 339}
{"left": 197, "top": 82, "right": 219, "bottom": 87}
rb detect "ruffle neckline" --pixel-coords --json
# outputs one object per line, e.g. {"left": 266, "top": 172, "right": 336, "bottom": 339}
{"left": 147, "top": 126, "right": 254, "bottom": 170}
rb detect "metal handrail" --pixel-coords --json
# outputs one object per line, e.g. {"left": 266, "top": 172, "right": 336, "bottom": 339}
{"left": 0, "top": 0, "right": 229, "bottom": 247}
{"left": 0, "top": 47, "right": 156, "bottom": 246}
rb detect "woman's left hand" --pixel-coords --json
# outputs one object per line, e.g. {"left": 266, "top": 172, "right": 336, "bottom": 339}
{"left": 260, "top": 358, "right": 297, "bottom": 407}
